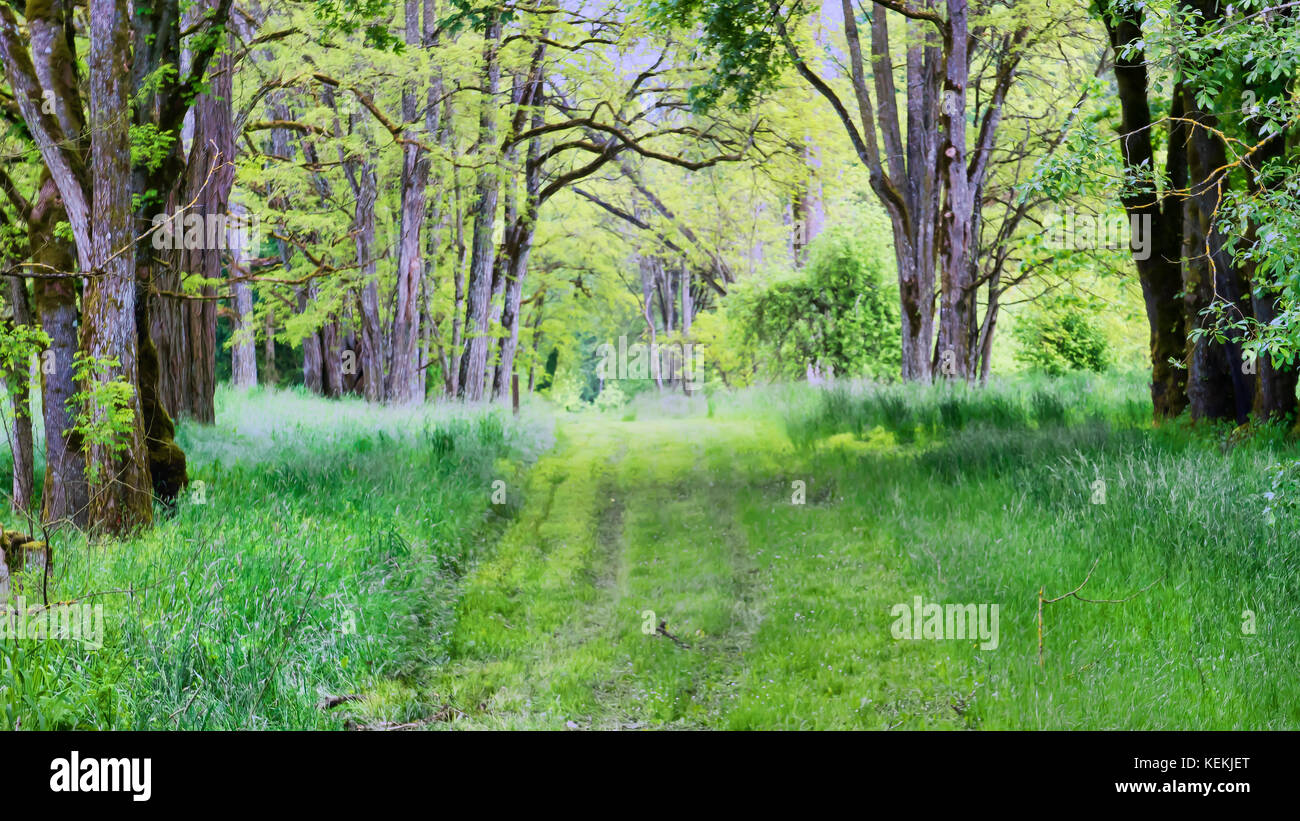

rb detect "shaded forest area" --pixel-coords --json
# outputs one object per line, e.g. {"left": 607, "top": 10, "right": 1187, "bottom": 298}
{"left": 2, "top": 1, "right": 1300, "bottom": 537}
{"left": 2, "top": 0, "right": 1300, "bottom": 734}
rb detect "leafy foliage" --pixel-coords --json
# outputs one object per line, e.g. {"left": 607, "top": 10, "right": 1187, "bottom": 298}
{"left": 69, "top": 354, "right": 139, "bottom": 482}
{"left": 741, "top": 226, "right": 900, "bottom": 382}
{"left": 648, "top": 0, "right": 797, "bottom": 111}
{"left": 1012, "top": 297, "right": 1110, "bottom": 376}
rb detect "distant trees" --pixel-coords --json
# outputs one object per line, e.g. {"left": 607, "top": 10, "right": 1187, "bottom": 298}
{"left": 651, "top": 0, "right": 1095, "bottom": 383}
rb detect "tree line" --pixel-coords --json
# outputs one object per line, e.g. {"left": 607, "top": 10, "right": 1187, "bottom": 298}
{"left": 4, "top": 0, "right": 1300, "bottom": 539}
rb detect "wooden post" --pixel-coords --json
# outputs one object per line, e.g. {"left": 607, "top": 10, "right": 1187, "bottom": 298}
{"left": 1037, "top": 586, "right": 1044, "bottom": 667}
{"left": 511, "top": 373, "right": 520, "bottom": 415}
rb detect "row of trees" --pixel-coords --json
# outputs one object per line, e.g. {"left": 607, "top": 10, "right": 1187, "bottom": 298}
{"left": 6, "top": 0, "right": 1300, "bottom": 537}
{"left": 0, "top": 0, "right": 814, "bottom": 536}
{"left": 1097, "top": 0, "right": 1299, "bottom": 423}
{"left": 229, "top": 0, "right": 811, "bottom": 407}
{"left": 665, "top": 0, "right": 1300, "bottom": 423}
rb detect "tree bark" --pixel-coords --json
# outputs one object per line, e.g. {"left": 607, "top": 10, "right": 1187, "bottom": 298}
{"left": 262, "top": 311, "right": 279, "bottom": 385}
{"left": 25, "top": 176, "right": 88, "bottom": 527}
{"left": 3, "top": 275, "right": 35, "bottom": 515}
{"left": 1243, "top": 125, "right": 1299, "bottom": 420}
{"left": 299, "top": 286, "right": 324, "bottom": 394}
{"left": 387, "top": 0, "right": 434, "bottom": 403}
{"left": 934, "top": 0, "right": 976, "bottom": 380}
{"left": 84, "top": 0, "right": 153, "bottom": 533}
{"left": 457, "top": 12, "right": 504, "bottom": 401}
{"left": 153, "top": 0, "right": 232, "bottom": 424}
{"left": 230, "top": 205, "right": 258, "bottom": 387}
{"left": 492, "top": 54, "right": 545, "bottom": 402}
{"left": 354, "top": 163, "right": 384, "bottom": 401}
{"left": 1103, "top": 4, "right": 1190, "bottom": 419}
{"left": 1182, "top": 74, "right": 1252, "bottom": 422}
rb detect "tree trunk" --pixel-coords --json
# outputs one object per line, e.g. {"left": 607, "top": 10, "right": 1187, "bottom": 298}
{"left": 3, "top": 276, "right": 35, "bottom": 515}
{"left": 25, "top": 176, "right": 88, "bottom": 527}
{"left": 354, "top": 162, "right": 384, "bottom": 401}
{"left": 263, "top": 311, "right": 279, "bottom": 385}
{"left": 492, "top": 61, "right": 545, "bottom": 402}
{"left": 934, "top": 0, "right": 975, "bottom": 380}
{"left": 527, "top": 294, "right": 545, "bottom": 392}
{"left": 457, "top": 12, "right": 503, "bottom": 401}
{"left": 1104, "top": 4, "right": 1190, "bottom": 419}
{"left": 1182, "top": 78, "right": 1252, "bottom": 423}
{"left": 320, "top": 314, "right": 344, "bottom": 398}
{"left": 299, "top": 286, "right": 323, "bottom": 394}
{"left": 388, "top": 0, "right": 433, "bottom": 404}
{"left": 153, "top": 1, "right": 232, "bottom": 424}
{"left": 230, "top": 207, "right": 258, "bottom": 387}
{"left": 1243, "top": 127, "right": 1299, "bottom": 421}
{"left": 84, "top": 0, "right": 153, "bottom": 533}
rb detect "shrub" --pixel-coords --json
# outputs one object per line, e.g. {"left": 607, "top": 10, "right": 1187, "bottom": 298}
{"left": 742, "top": 226, "right": 901, "bottom": 381}
{"left": 1013, "top": 299, "right": 1110, "bottom": 376}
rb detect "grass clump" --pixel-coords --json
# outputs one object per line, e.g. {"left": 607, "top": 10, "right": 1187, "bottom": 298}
{"left": 0, "top": 385, "right": 550, "bottom": 729}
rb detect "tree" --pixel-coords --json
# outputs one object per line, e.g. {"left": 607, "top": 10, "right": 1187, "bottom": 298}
{"left": 82, "top": 0, "right": 154, "bottom": 532}
{"left": 652, "top": 0, "right": 1085, "bottom": 383}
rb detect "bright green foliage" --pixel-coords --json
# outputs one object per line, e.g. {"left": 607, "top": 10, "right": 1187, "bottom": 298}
{"left": 648, "top": 0, "right": 796, "bottom": 111}
{"left": 69, "top": 353, "right": 138, "bottom": 483}
{"left": 1012, "top": 297, "right": 1110, "bottom": 376}
{"left": 741, "top": 227, "right": 900, "bottom": 382}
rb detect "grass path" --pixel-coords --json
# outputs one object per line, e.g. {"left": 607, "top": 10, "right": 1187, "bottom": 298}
{"left": 424, "top": 416, "right": 968, "bottom": 729}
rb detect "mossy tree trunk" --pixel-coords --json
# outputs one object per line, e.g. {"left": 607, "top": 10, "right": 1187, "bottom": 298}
{"left": 1103, "top": 3, "right": 1190, "bottom": 420}
{"left": 84, "top": 0, "right": 154, "bottom": 533}
{"left": 27, "top": 175, "right": 89, "bottom": 528}
{"left": 152, "top": 0, "right": 234, "bottom": 425}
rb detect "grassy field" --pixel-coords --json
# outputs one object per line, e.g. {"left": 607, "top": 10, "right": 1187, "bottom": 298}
{"left": 3, "top": 373, "right": 1299, "bottom": 729}
{"left": 367, "top": 372, "right": 1300, "bottom": 729}
{"left": 0, "top": 385, "right": 551, "bottom": 729}
{"left": 786, "top": 373, "right": 1300, "bottom": 728}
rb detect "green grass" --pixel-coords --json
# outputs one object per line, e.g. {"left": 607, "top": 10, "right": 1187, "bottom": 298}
{"left": 409, "top": 413, "right": 975, "bottom": 729}
{"left": 5, "top": 371, "right": 1298, "bottom": 729}
{"left": 787, "top": 372, "right": 1300, "bottom": 728}
{"left": 401, "top": 371, "right": 1300, "bottom": 729}
{"left": 0, "top": 385, "right": 551, "bottom": 729}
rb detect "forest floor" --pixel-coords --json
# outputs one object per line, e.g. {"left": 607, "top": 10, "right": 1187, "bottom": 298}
{"left": 408, "top": 416, "right": 970, "bottom": 729}
{"left": 364, "top": 376, "right": 1300, "bottom": 730}
{"left": 5, "top": 376, "right": 1299, "bottom": 729}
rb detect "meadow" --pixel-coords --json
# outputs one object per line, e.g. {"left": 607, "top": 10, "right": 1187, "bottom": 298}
{"left": 2, "top": 372, "right": 1297, "bottom": 729}
{"left": 0, "top": 386, "right": 552, "bottom": 729}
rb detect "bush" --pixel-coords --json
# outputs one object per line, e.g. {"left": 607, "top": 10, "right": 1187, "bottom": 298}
{"left": 742, "top": 226, "right": 901, "bottom": 381}
{"left": 1013, "top": 299, "right": 1110, "bottom": 376}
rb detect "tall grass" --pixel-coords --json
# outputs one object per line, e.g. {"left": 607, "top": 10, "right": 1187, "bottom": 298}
{"left": 789, "top": 370, "right": 1152, "bottom": 443}
{"left": 1, "top": 385, "right": 551, "bottom": 729}
{"left": 786, "top": 370, "right": 1300, "bottom": 728}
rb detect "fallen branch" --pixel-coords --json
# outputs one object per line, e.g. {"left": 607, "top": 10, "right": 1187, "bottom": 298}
{"left": 1038, "top": 558, "right": 1164, "bottom": 666}
{"left": 656, "top": 620, "right": 691, "bottom": 649}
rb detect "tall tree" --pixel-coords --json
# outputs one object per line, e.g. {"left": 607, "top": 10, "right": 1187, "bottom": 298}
{"left": 388, "top": 0, "right": 435, "bottom": 403}
{"left": 83, "top": 0, "right": 154, "bottom": 532}
{"left": 153, "top": 0, "right": 237, "bottom": 423}
{"left": 458, "top": 10, "right": 504, "bottom": 401}
{"left": 1100, "top": 1, "right": 1191, "bottom": 419}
